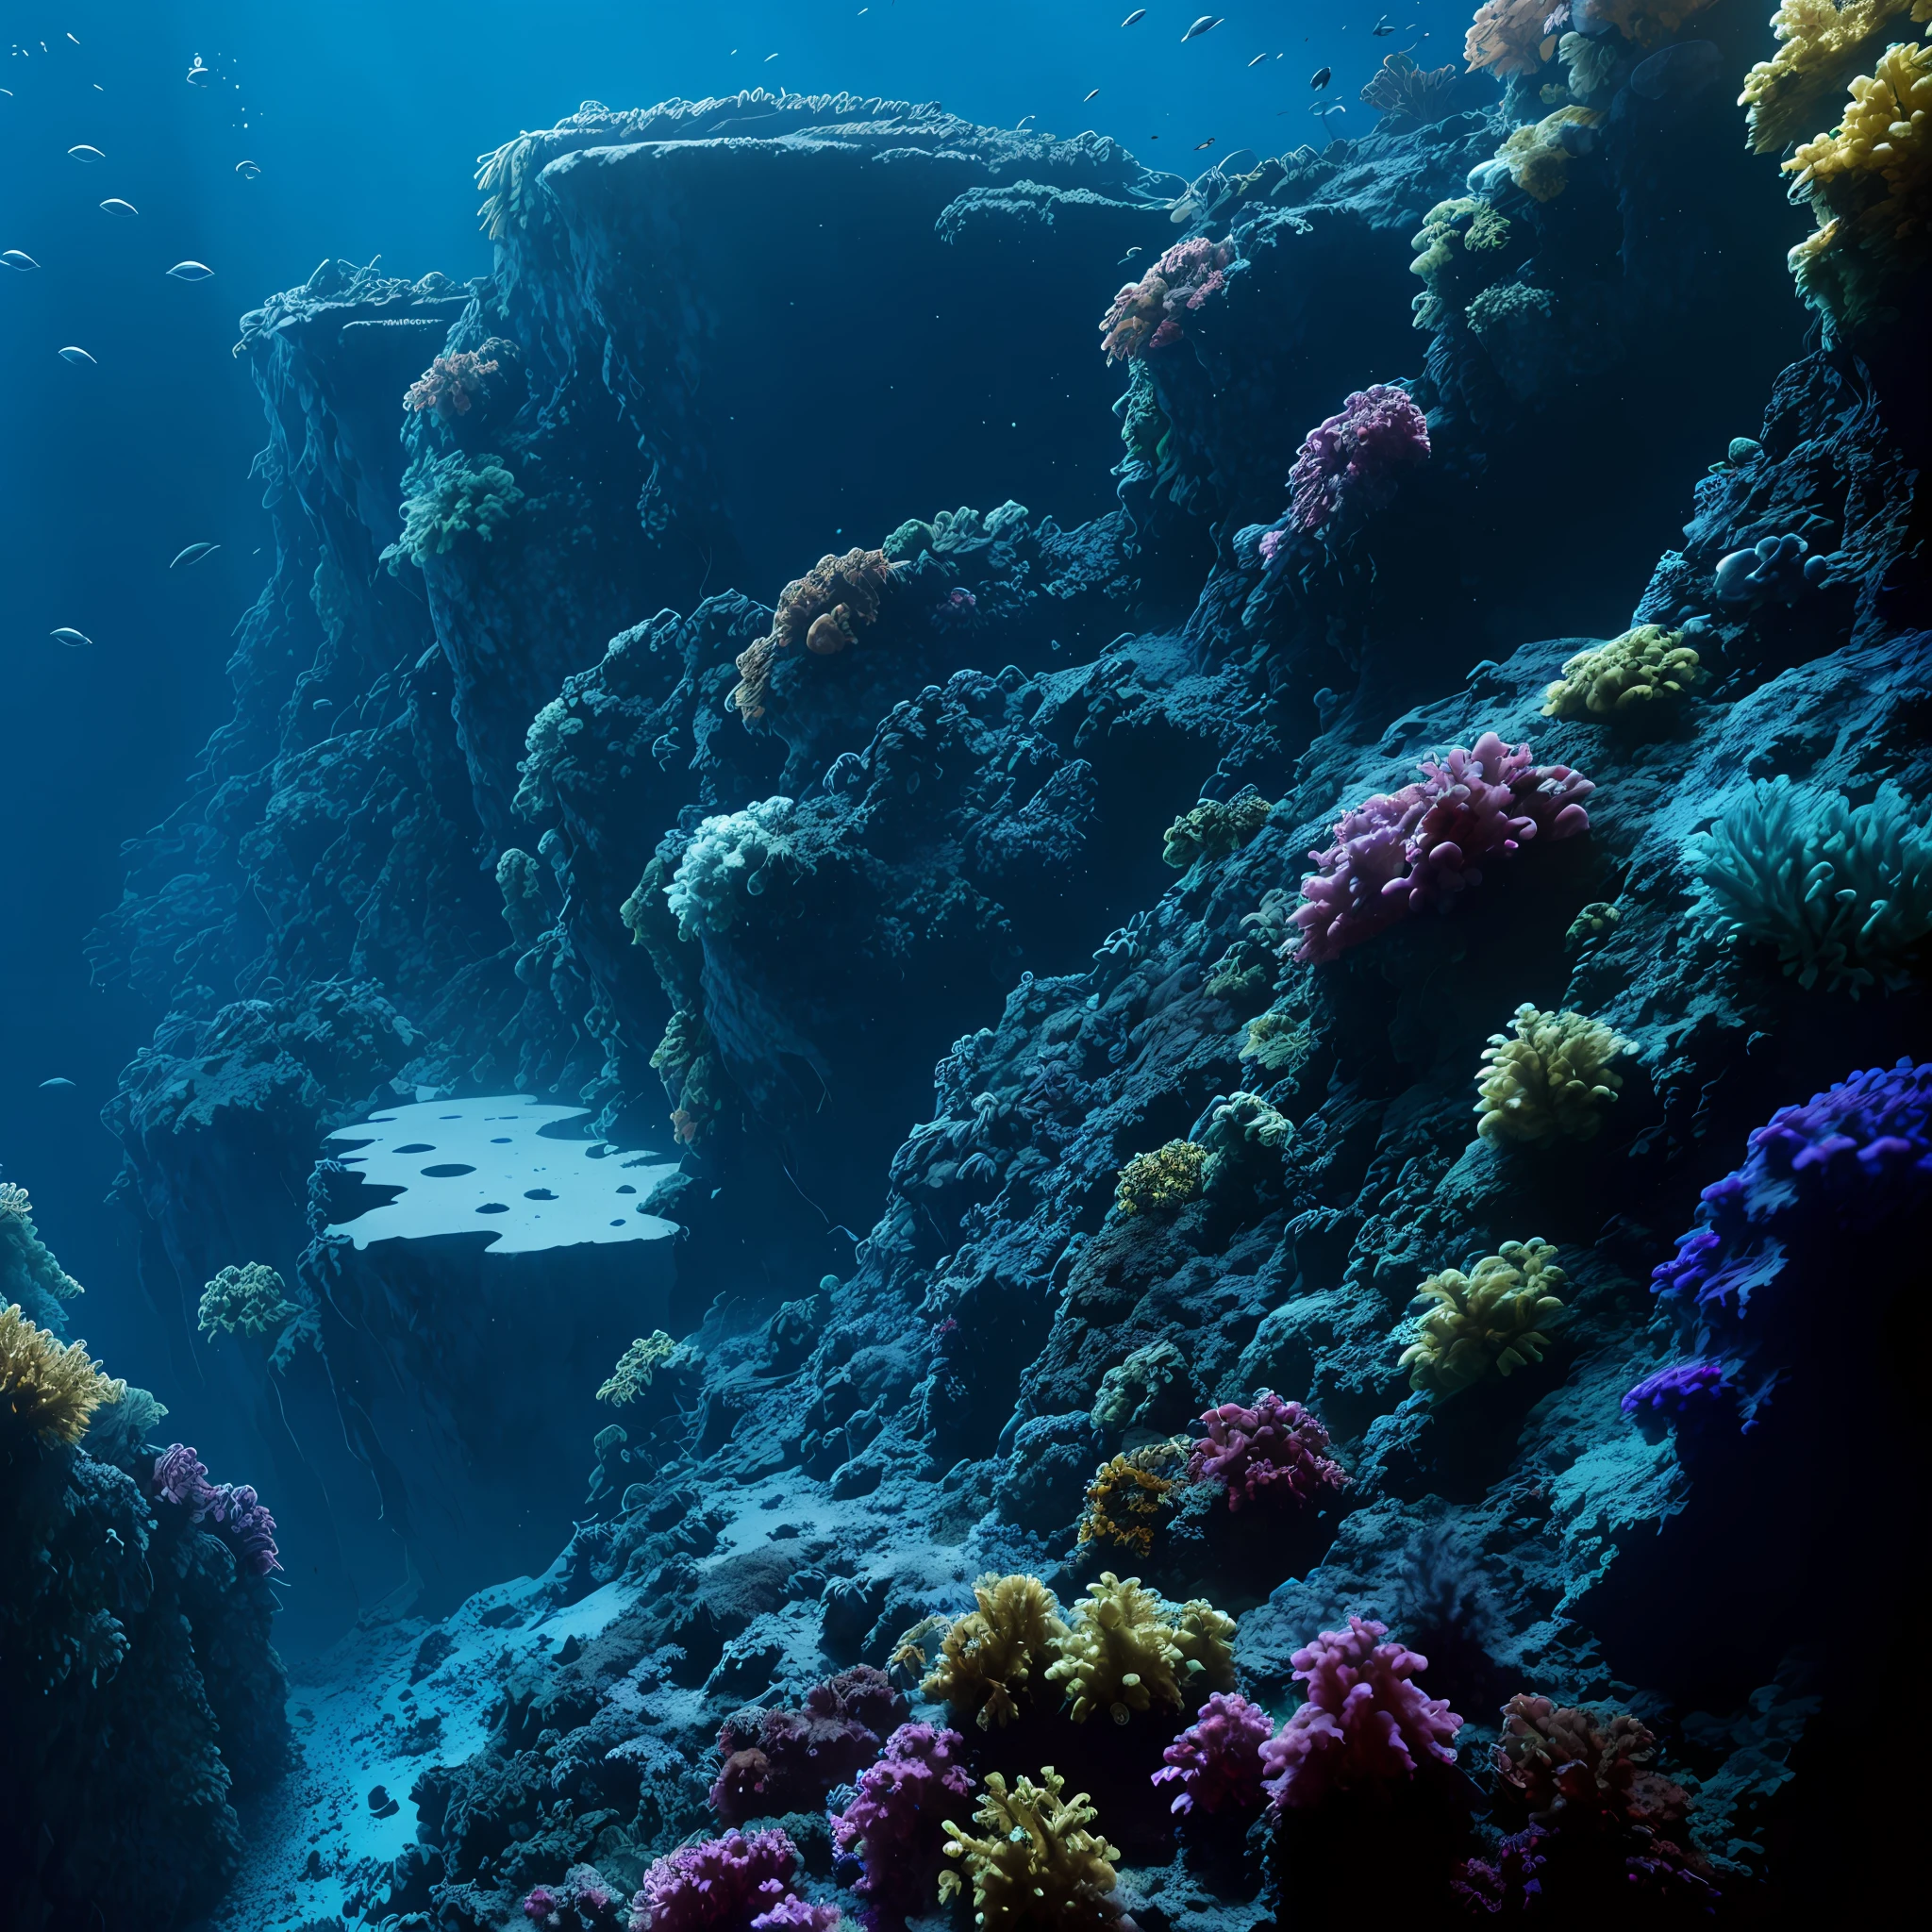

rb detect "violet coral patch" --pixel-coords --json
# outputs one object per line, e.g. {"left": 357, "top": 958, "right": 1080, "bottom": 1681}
{"left": 627, "top": 1827, "right": 806, "bottom": 1932}
{"left": 1260, "top": 1616, "right": 1461, "bottom": 1808}
{"left": 1291, "top": 733, "right": 1593, "bottom": 963}
{"left": 1185, "top": 1391, "right": 1348, "bottom": 1512}
{"left": 1284, "top": 383, "right": 1430, "bottom": 539}
{"left": 152, "top": 1441, "right": 282, "bottom": 1575}
{"left": 1153, "top": 1691, "right": 1276, "bottom": 1815}
{"left": 831, "top": 1723, "right": 974, "bottom": 1925}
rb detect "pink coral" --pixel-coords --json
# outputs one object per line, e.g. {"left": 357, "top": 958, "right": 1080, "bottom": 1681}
{"left": 1464, "top": 0, "right": 1557, "bottom": 75}
{"left": 1185, "top": 1392, "right": 1348, "bottom": 1513}
{"left": 831, "top": 1723, "right": 974, "bottom": 1924}
{"left": 1285, "top": 384, "right": 1431, "bottom": 538}
{"left": 711, "top": 1666, "right": 906, "bottom": 1823}
{"left": 1259, "top": 1617, "right": 1461, "bottom": 1809}
{"left": 1152, "top": 1691, "right": 1276, "bottom": 1815}
{"left": 1100, "top": 236, "right": 1235, "bottom": 362}
{"left": 524, "top": 1868, "right": 621, "bottom": 1927}
{"left": 627, "top": 1829, "right": 804, "bottom": 1932}
{"left": 404, "top": 348, "right": 501, "bottom": 420}
{"left": 1291, "top": 732, "right": 1593, "bottom": 963}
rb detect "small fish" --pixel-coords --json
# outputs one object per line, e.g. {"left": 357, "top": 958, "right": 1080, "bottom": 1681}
{"left": 763, "top": 51, "right": 778, "bottom": 60}
{"left": 58, "top": 346, "right": 97, "bottom": 366}
{"left": 1311, "top": 67, "right": 1332, "bottom": 89}
{"left": 167, "top": 260, "right": 214, "bottom": 280}
{"left": 1122, "top": 8, "right": 1147, "bottom": 23}
{"left": 1374, "top": 14, "right": 1396, "bottom": 34}
{"left": 1247, "top": 53, "right": 1267, "bottom": 67}
{"left": 49, "top": 627, "right": 92, "bottom": 647}
{"left": 1195, "top": 137, "right": 1217, "bottom": 149}
{"left": 68, "top": 143, "right": 106, "bottom": 162}
{"left": 235, "top": 159, "right": 261, "bottom": 180}
{"left": 1, "top": 250, "right": 39, "bottom": 271}
{"left": 1085, "top": 88, "right": 1101, "bottom": 102}
{"left": 40, "top": 1076, "right": 76, "bottom": 1090}
{"left": 311, "top": 698, "right": 334, "bottom": 711}
{"left": 170, "top": 542, "right": 220, "bottom": 568}
{"left": 1182, "top": 15, "right": 1222, "bottom": 42}
{"left": 99, "top": 198, "right": 138, "bottom": 217}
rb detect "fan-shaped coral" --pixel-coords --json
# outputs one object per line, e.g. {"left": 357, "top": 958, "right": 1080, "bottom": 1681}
{"left": 1044, "top": 1572, "right": 1234, "bottom": 1724}
{"left": 1399, "top": 1240, "right": 1568, "bottom": 1397}
{"left": 0, "top": 1302, "right": 125, "bottom": 1443}
{"left": 1740, "top": 0, "right": 1929, "bottom": 155}
{"left": 196, "top": 1263, "right": 296, "bottom": 1340}
{"left": 1541, "top": 626, "right": 1702, "bottom": 719}
{"left": 921, "top": 1574, "right": 1068, "bottom": 1730}
{"left": 939, "top": 1769, "right": 1121, "bottom": 1930}
{"left": 1361, "top": 50, "right": 1464, "bottom": 119}
{"left": 729, "top": 547, "right": 896, "bottom": 721}
{"left": 1475, "top": 1004, "right": 1634, "bottom": 1143}
{"left": 1690, "top": 776, "right": 1932, "bottom": 994}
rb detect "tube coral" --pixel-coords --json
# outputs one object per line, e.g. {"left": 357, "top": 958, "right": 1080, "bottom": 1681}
{"left": 1259, "top": 1617, "right": 1461, "bottom": 1807}
{"left": 1399, "top": 1240, "right": 1568, "bottom": 1397}
{"left": 921, "top": 1574, "right": 1068, "bottom": 1729}
{"left": 938, "top": 1768, "right": 1122, "bottom": 1930}
{"left": 1292, "top": 734, "right": 1593, "bottom": 963}
{"left": 1474, "top": 1005, "right": 1634, "bottom": 1144}
{"left": 1284, "top": 384, "right": 1431, "bottom": 538}
{"left": 830, "top": 1723, "right": 974, "bottom": 1925}
{"left": 0, "top": 1303, "right": 125, "bottom": 1443}
{"left": 1185, "top": 1392, "right": 1349, "bottom": 1512}
{"left": 1151, "top": 1691, "right": 1275, "bottom": 1815}
{"left": 1541, "top": 626, "right": 1702, "bottom": 719}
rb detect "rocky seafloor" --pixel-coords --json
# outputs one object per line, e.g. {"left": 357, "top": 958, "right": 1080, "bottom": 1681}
{"left": 5, "top": 8, "right": 1926, "bottom": 1927}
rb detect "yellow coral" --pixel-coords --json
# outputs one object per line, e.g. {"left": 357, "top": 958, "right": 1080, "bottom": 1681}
{"left": 1409, "top": 198, "right": 1517, "bottom": 329}
{"left": 1077, "top": 1443, "right": 1185, "bottom": 1557}
{"left": 923, "top": 1574, "right": 1069, "bottom": 1730}
{"left": 1541, "top": 626, "right": 1703, "bottom": 719}
{"left": 1740, "top": 0, "right": 1930, "bottom": 155}
{"left": 597, "top": 1331, "right": 683, "bottom": 1405}
{"left": 0, "top": 1303, "right": 126, "bottom": 1444}
{"left": 939, "top": 1768, "right": 1121, "bottom": 1931}
{"left": 1476, "top": 1004, "right": 1634, "bottom": 1144}
{"left": 1044, "top": 1572, "right": 1234, "bottom": 1724}
{"left": 1240, "top": 1006, "right": 1312, "bottom": 1074}
{"left": 1784, "top": 36, "right": 1932, "bottom": 327}
{"left": 1497, "top": 107, "right": 1603, "bottom": 201}
{"left": 1112, "top": 1141, "right": 1208, "bottom": 1217}
{"left": 1399, "top": 1241, "right": 1568, "bottom": 1396}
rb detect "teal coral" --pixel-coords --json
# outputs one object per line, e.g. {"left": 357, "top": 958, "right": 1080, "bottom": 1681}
{"left": 389, "top": 452, "right": 524, "bottom": 566}
{"left": 196, "top": 1264, "right": 297, "bottom": 1341}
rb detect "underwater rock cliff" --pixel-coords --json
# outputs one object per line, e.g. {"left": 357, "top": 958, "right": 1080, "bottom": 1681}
{"left": 54, "top": 16, "right": 1930, "bottom": 1927}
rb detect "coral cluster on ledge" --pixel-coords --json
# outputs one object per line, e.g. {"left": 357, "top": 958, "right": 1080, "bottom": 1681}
{"left": 1400, "top": 1240, "right": 1569, "bottom": 1397}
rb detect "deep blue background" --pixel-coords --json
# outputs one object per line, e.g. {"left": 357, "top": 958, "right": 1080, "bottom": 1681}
{"left": 0, "top": 0, "right": 1457, "bottom": 1434}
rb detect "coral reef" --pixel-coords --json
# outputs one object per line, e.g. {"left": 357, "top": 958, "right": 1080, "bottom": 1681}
{"left": 1077, "top": 1442, "right": 1186, "bottom": 1556}
{"left": 1151, "top": 1691, "right": 1275, "bottom": 1816}
{"left": 1399, "top": 1240, "right": 1568, "bottom": 1397}
{"left": 1474, "top": 1004, "right": 1634, "bottom": 1143}
{"left": 627, "top": 1827, "right": 808, "bottom": 1931}
{"left": 0, "top": 1303, "right": 125, "bottom": 1443}
{"left": 1740, "top": 0, "right": 1930, "bottom": 155}
{"left": 938, "top": 1768, "right": 1121, "bottom": 1930}
{"left": 921, "top": 1574, "right": 1068, "bottom": 1730}
{"left": 1099, "top": 236, "right": 1234, "bottom": 362}
{"left": 1541, "top": 625, "right": 1702, "bottom": 720}
{"left": 830, "top": 1723, "right": 973, "bottom": 1925}
{"left": 1184, "top": 1391, "right": 1348, "bottom": 1513}
{"left": 1283, "top": 383, "right": 1431, "bottom": 540}
{"left": 195, "top": 1261, "right": 296, "bottom": 1339}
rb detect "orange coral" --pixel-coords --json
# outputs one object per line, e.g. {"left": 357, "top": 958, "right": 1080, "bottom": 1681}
{"left": 404, "top": 348, "right": 502, "bottom": 421}
{"left": 729, "top": 547, "right": 897, "bottom": 721}
{"left": 1465, "top": 0, "right": 1557, "bottom": 75}
{"left": 1077, "top": 1441, "right": 1186, "bottom": 1557}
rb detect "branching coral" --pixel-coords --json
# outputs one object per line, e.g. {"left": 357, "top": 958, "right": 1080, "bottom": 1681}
{"left": 627, "top": 1827, "right": 807, "bottom": 1931}
{"left": 665, "top": 797, "right": 802, "bottom": 941}
{"left": 1293, "top": 734, "right": 1593, "bottom": 963}
{"left": 403, "top": 344, "right": 504, "bottom": 420}
{"left": 729, "top": 547, "right": 896, "bottom": 721}
{"left": 1475, "top": 1004, "right": 1634, "bottom": 1144}
{"left": 1077, "top": 1442, "right": 1186, "bottom": 1557}
{"left": 1646, "top": 1057, "right": 1932, "bottom": 1424}
{"left": 1162, "top": 791, "right": 1274, "bottom": 868}
{"left": 711, "top": 1667, "right": 906, "bottom": 1824}
{"left": 1284, "top": 384, "right": 1431, "bottom": 539}
{"left": 1186, "top": 1392, "right": 1348, "bottom": 1513}
{"left": 1541, "top": 626, "right": 1702, "bottom": 720}
{"left": 1465, "top": 0, "right": 1559, "bottom": 75}
{"left": 1785, "top": 33, "right": 1932, "bottom": 328}
{"left": 1260, "top": 1617, "right": 1461, "bottom": 1807}
{"left": 391, "top": 452, "right": 524, "bottom": 564}
{"left": 597, "top": 1332, "right": 681, "bottom": 1405}
{"left": 1152, "top": 1692, "right": 1276, "bottom": 1815}
{"left": 1689, "top": 776, "right": 1932, "bottom": 994}
{"left": 196, "top": 1262, "right": 296, "bottom": 1340}
{"left": 0, "top": 1303, "right": 125, "bottom": 1443}
{"left": 1409, "top": 198, "right": 1517, "bottom": 331}
{"left": 1496, "top": 107, "right": 1603, "bottom": 202}
{"left": 922, "top": 1574, "right": 1069, "bottom": 1729}
{"left": 1399, "top": 1240, "right": 1568, "bottom": 1397}
{"left": 1740, "top": 0, "right": 1929, "bottom": 152}
{"left": 1044, "top": 1572, "right": 1235, "bottom": 1724}
{"left": 1240, "top": 1007, "right": 1313, "bottom": 1075}
{"left": 1361, "top": 50, "right": 1464, "bottom": 118}
{"left": 831, "top": 1723, "right": 974, "bottom": 1925}
{"left": 939, "top": 1768, "right": 1122, "bottom": 1930}
{"left": 1112, "top": 1140, "right": 1208, "bottom": 1217}
{"left": 1099, "top": 235, "right": 1234, "bottom": 362}
{"left": 153, "top": 1442, "right": 282, "bottom": 1575}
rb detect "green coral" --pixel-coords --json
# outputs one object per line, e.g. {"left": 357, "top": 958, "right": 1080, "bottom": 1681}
{"left": 1476, "top": 1004, "right": 1634, "bottom": 1144}
{"left": 1398, "top": 1239, "right": 1568, "bottom": 1397}
{"left": 196, "top": 1263, "right": 297, "bottom": 1341}
{"left": 389, "top": 452, "right": 525, "bottom": 567}
{"left": 1112, "top": 1141, "right": 1208, "bottom": 1218}
{"left": 1161, "top": 791, "right": 1274, "bottom": 868}
{"left": 1541, "top": 626, "right": 1702, "bottom": 721}
{"left": 939, "top": 1767, "right": 1121, "bottom": 1930}
{"left": 596, "top": 1331, "right": 685, "bottom": 1405}
{"left": 1240, "top": 1006, "right": 1313, "bottom": 1074}
{"left": 1565, "top": 901, "right": 1622, "bottom": 952}
{"left": 1043, "top": 1571, "right": 1236, "bottom": 1724}
{"left": 1409, "top": 197, "right": 1516, "bottom": 329}
{"left": 881, "top": 518, "right": 936, "bottom": 561}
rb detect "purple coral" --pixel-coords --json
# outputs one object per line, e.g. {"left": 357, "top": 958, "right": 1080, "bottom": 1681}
{"left": 1152, "top": 1691, "right": 1275, "bottom": 1816}
{"left": 711, "top": 1666, "right": 907, "bottom": 1824}
{"left": 1640, "top": 1058, "right": 1932, "bottom": 1427}
{"left": 1100, "top": 236, "right": 1235, "bottom": 361}
{"left": 1185, "top": 1392, "right": 1349, "bottom": 1513}
{"left": 831, "top": 1723, "right": 973, "bottom": 1924}
{"left": 1620, "top": 1358, "right": 1732, "bottom": 1428}
{"left": 1291, "top": 732, "right": 1593, "bottom": 963}
{"left": 1285, "top": 384, "right": 1430, "bottom": 539}
{"left": 152, "top": 1443, "right": 282, "bottom": 1575}
{"left": 627, "top": 1829, "right": 805, "bottom": 1932}
{"left": 1259, "top": 1617, "right": 1461, "bottom": 1809}
{"left": 525, "top": 1868, "right": 622, "bottom": 1928}
{"left": 748, "top": 1905, "right": 840, "bottom": 1932}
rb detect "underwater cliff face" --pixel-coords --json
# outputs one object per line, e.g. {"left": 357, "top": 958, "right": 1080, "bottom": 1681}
{"left": 5, "top": 1, "right": 1929, "bottom": 1926}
